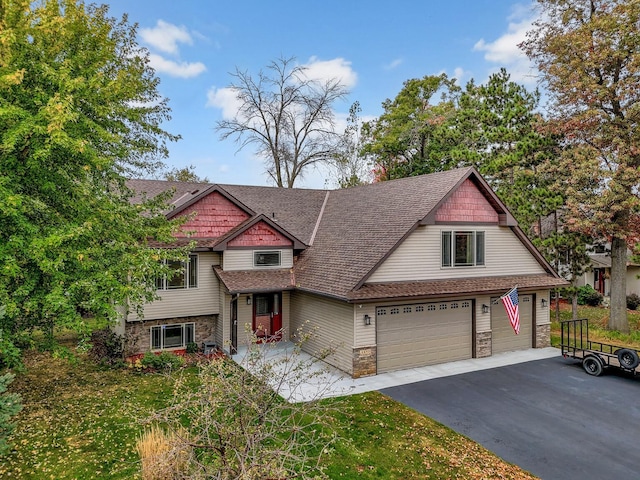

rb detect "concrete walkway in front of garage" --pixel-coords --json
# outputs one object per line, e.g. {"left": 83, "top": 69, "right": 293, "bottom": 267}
{"left": 233, "top": 343, "right": 559, "bottom": 402}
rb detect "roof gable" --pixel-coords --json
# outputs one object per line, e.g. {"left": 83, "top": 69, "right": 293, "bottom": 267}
{"left": 173, "top": 190, "right": 251, "bottom": 239}
{"left": 227, "top": 220, "right": 294, "bottom": 248}
{"left": 433, "top": 178, "right": 500, "bottom": 223}
{"left": 212, "top": 214, "right": 305, "bottom": 251}
{"left": 422, "top": 173, "right": 516, "bottom": 226}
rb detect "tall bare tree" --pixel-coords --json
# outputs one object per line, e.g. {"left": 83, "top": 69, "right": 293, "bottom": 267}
{"left": 216, "top": 57, "right": 349, "bottom": 188}
{"left": 522, "top": 0, "right": 640, "bottom": 332}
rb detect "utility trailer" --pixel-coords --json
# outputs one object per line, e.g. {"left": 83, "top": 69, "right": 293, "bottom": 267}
{"left": 560, "top": 318, "right": 640, "bottom": 376}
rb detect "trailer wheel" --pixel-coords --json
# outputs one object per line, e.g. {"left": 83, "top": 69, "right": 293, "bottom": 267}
{"left": 582, "top": 356, "right": 603, "bottom": 376}
{"left": 616, "top": 349, "right": 639, "bottom": 370}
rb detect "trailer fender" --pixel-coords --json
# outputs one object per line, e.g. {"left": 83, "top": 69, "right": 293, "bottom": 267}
{"left": 582, "top": 355, "right": 604, "bottom": 377}
{"left": 615, "top": 349, "right": 640, "bottom": 370}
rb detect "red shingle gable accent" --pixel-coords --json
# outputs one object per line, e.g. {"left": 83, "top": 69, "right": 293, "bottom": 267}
{"left": 174, "top": 191, "right": 250, "bottom": 238}
{"left": 228, "top": 221, "right": 294, "bottom": 247}
{"left": 435, "top": 178, "right": 499, "bottom": 223}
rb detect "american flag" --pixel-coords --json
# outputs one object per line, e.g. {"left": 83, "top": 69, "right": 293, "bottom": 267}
{"left": 501, "top": 287, "right": 520, "bottom": 335}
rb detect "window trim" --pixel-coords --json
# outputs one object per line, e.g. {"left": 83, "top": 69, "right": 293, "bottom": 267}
{"left": 156, "top": 254, "right": 198, "bottom": 290}
{"left": 441, "top": 230, "right": 485, "bottom": 268}
{"left": 253, "top": 250, "right": 282, "bottom": 268}
{"left": 150, "top": 322, "right": 195, "bottom": 350}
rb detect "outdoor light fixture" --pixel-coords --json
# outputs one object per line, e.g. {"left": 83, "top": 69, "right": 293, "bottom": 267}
{"left": 364, "top": 314, "right": 371, "bottom": 326}
{"left": 482, "top": 304, "right": 489, "bottom": 314}
{"left": 246, "top": 296, "right": 252, "bottom": 306}
{"left": 541, "top": 298, "right": 548, "bottom": 308}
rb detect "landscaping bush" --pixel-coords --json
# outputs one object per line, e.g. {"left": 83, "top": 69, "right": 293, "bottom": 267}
{"left": 140, "top": 351, "right": 184, "bottom": 372}
{"left": 88, "top": 328, "right": 124, "bottom": 366}
{"left": 577, "top": 285, "right": 603, "bottom": 307}
{"left": 0, "top": 373, "right": 22, "bottom": 456}
{"left": 186, "top": 342, "right": 199, "bottom": 354}
{"left": 627, "top": 293, "right": 640, "bottom": 310}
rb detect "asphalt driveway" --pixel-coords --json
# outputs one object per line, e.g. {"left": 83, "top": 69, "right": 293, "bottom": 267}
{"left": 381, "top": 356, "right": 640, "bottom": 480}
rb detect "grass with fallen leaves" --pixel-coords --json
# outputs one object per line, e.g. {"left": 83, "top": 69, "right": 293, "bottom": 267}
{"left": 3, "top": 352, "right": 536, "bottom": 479}
{"left": 550, "top": 301, "right": 640, "bottom": 349}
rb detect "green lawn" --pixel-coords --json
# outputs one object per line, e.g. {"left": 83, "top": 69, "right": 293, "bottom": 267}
{"left": 550, "top": 301, "right": 640, "bottom": 349}
{"left": 2, "top": 351, "right": 536, "bottom": 479}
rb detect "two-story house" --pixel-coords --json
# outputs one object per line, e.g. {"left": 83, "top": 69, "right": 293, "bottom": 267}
{"left": 117, "top": 167, "right": 566, "bottom": 378}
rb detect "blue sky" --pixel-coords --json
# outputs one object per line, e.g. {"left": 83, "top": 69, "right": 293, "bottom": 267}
{"left": 103, "top": 0, "right": 540, "bottom": 188}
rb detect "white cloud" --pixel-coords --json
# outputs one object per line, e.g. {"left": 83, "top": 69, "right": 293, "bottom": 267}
{"left": 206, "top": 86, "right": 242, "bottom": 119}
{"left": 384, "top": 58, "right": 403, "bottom": 71}
{"left": 473, "top": 5, "right": 538, "bottom": 84}
{"left": 140, "top": 20, "right": 193, "bottom": 55}
{"left": 149, "top": 54, "right": 206, "bottom": 78}
{"left": 301, "top": 57, "right": 358, "bottom": 89}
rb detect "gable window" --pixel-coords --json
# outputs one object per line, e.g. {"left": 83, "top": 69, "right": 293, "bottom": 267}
{"left": 156, "top": 254, "right": 198, "bottom": 290}
{"left": 254, "top": 251, "right": 281, "bottom": 267}
{"left": 442, "top": 231, "right": 485, "bottom": 267}
{"left": 151, "top": 322, "right": 195, "bottom": 350}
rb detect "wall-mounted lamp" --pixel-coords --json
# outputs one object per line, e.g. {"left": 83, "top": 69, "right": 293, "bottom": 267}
{"left": 541, "top": 298, "right": 548, "bottom": 308}
{"left": 364, "top": 314, "right": 371, "bottom": 326}
{"left": 246, "top": 296, "right": 252, "bottom": 306}
{"left": 482, "top": 304, "right": 489, "bottom": 314}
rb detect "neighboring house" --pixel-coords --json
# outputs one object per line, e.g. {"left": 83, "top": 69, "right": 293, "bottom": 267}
{"left": 575, "top": 244, "right": 640, "bottom": 297}
{"left": 117, "top": 167, "right": 566, "bottom": 378}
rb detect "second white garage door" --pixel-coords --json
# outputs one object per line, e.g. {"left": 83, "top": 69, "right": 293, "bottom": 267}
{"left": 491, "top": 294, "right": 533, "bottom": 354}
{"left": 377, "top": 300, "right": 473, "bottom": 374}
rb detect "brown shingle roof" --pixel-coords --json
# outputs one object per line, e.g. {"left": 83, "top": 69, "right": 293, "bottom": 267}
{"left": 346, "top": 274, "right": 568, "bottom": 302}
{"left": 128, "top": 168, "right": 564, "bottom": 302}
{"left": 213, "top": 266, "right": 295, "bottom": 294}
{"left": 125, "top": 179, "right": 327, "bottom": 245}
{"left": 294, "top": 168, "right": 477, "bottom": 298}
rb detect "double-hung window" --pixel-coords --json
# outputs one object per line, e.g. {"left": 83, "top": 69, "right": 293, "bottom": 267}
{"left": 156, "top": 254, "right": 198, "bottom": 290}
{"left": 442, "top": 231, "right": 485, "bottom": 267}
{"left": 150, "top": 323, "right": 195, "bottom": 350}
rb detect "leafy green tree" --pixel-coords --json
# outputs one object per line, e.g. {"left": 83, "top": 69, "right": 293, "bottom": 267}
{"left": 0, "top": 0, "right": 187, "bottom": 347}
{"left": 216, "top": 56, "right": 349, "bottom": 188}
{"left": 361, "top": 73, "right": 459, "bottom": 180}
{"left": 522, "top": 0, "right": 640, "bottom": 332}
{"left": 330, "top": 101, "right": 371, "bottom": 188}
{"left": 163, "top": 165, "right": 209, "bottom": 183}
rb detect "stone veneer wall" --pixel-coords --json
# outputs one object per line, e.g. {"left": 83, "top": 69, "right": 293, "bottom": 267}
{"left": 126, "top": 315, "right": 217, "bottom": 355}
{"left": 536, "top": 324, "right": 551, "bottom": 348}
{"left": 476, "top": 331, "right": 492, "bottom": 358}
{"left": 352, "top": 346, "right": 377, "bottom": 378}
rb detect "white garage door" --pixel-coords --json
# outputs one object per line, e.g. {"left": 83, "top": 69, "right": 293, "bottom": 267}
{"left": 491, "top": 294, "right": 533, "bottom": 354}
{"left": 377, "top": 300, "right": 473, "bottom": 374}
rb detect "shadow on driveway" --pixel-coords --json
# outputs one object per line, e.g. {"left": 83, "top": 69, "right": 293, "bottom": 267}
{"left": 381, "top": 356, "right": 640, "bottom": 480}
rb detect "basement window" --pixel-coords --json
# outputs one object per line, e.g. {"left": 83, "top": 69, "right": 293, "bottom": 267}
{"left": 151, "top": 323, "right": 195, "bottom": 350}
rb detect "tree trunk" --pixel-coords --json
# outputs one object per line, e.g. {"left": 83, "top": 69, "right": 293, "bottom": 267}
{"left": 609, "top": 236, "right": 629, "bottom": 333}
{"left": 571, "top": 292, "right": 578, "bottom": 320}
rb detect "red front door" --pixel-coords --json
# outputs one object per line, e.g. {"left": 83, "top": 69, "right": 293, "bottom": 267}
{"left": 253, "top": 293, "right": 282, "bottom": 339}
{"left": 594, "top": 268, "right": 606, "bottom": 295}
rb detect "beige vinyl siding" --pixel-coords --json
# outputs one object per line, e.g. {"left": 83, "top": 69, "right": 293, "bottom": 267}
{"left": 354, "top": 304, "right": 376, "bottom": 348}
{"left": 217, "top": 291, "right": 231, "bottom": 350}
{"left": 368, "top": 225, "right": 545, "bottom": 283}
{"left": 290, "top": 292, "right": 353, "bottom": 374}
{"left": 129, "top": 252, "right": 220, "bottom": 321}
{"left": 236, "top": 294, "right": 253, "bottom": 343}
{"left": 476, "top": 296, "right": 492, "bottom": 333}
{"left": 535, "top": 290, "right": 550, "bottom": 327}
{"left": 223, "top": 249, "right": 294, "bottom": 271}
